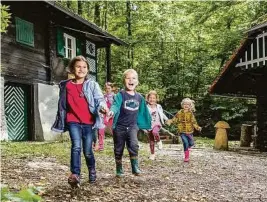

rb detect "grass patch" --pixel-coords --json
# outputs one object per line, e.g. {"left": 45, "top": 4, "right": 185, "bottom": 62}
{"left": 194, "top": 136, "right": 214, "bottom": 148}
{"left": 1, "top": 137, "right": 150, "bottom": 171}
{"left": 1, "top": 141, "right": 70, "bottom": 165}
{"left": 194, "top": 136, "right": 240, "bottom": 149}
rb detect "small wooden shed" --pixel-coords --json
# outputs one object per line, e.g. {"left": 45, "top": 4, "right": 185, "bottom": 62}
{"left": 0, "top": 1, "right": 126, "bottom": 141}
{"left": 209, "top": 21, "right": 267, "bottom": 152}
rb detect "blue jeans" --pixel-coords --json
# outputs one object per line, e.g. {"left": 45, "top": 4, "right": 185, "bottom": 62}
{"left": 181, "top": 133, "right": 194, "bottom": 151}
{"left": 67, "top": 122, "right": 95, "bottom": 175}
{"left": 113, "top": 125, "right": 139, "bottom": 161}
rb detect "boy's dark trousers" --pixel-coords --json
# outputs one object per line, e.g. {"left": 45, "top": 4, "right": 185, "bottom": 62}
{"left": 113, "top": 125, "right": 141, "bottom": 175}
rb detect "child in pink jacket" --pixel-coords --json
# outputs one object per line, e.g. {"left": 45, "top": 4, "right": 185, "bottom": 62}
{"left": 97, "top": 82, "right": 115, "bottom": 151}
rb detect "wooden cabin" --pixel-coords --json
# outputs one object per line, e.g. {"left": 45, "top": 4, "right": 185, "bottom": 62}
{"left": 0, "top": 1, "right": 126, "bottom": 141}
{"left": 209, "top": 21, "right": 267, "bottom": 152}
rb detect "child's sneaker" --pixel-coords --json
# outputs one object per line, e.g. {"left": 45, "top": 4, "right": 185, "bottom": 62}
{"left": 157, "top": 140, "right": 163, "bottom": 150}
{"left": 149, "top": 154, "right": 155, "bottom": 160}
{"left": 68, "top": 174, "right": 80, "bottom": 188}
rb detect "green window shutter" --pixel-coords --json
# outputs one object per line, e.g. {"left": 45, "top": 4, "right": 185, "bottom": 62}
{"left": 57, "top": 28, "right": 65, "bottom": 57}
{"left": 15, "top": 17, "right": 34, "bottom": 47}
{"left": 76, "top": 38, "right": 82, "bottom": 56}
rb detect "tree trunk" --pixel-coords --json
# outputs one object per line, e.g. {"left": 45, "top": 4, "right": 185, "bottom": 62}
{"left": 126, "top": 0, "right": 132, "bottom": 69}
{"left": 66, "top": 1, "right": 71, "bottom": 8}
{"left": 78, "top": 1, "right": 82, "bottom": 15}
{"left": 240, "top": 124, "right": 253, "bottom": 147}
{"left": 94, "top": 2, "right": 101, "bottom": 26}
{"left": 103, "top": 1, "right": 108, "bottom": 30}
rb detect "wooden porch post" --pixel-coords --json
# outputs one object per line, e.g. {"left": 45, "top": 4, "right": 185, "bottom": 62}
{"left": 256, "top": 95, "right": 267, "bottom": 152}
{"left": 106, "top": 45, "right": 111, "bottom": 82}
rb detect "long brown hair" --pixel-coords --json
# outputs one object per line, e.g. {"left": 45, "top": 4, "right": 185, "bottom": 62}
{"left": 68, "top": 55, "right": 90, "bottom": 74}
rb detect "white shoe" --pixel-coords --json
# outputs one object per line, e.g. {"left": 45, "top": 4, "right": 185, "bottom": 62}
{"left": 157, "top": 140, "right": 163, "bottom": 150}
{"left": 149, "top": 154, "right": 155, "bottom": 160}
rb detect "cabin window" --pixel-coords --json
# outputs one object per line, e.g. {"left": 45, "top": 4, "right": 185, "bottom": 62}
{"left": 57, "top": 28, "right": 82, "bottom": 59}
{"left": 15, "top": 17, "right": 34, "bottom": 47}
{"left": 63, "top": 33, "right": 76, "bottom": 59}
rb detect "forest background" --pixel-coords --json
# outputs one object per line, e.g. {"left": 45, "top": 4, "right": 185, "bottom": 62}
{"left": 2, "top": 1, "right": 267, "bottom": 139}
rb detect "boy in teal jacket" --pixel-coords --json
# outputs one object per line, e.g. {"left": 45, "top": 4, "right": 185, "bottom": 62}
{"left": 107, "top": 69, "right": 151, "bottom": 177}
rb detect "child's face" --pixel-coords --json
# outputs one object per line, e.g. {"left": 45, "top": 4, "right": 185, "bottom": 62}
{"left": 182, "top": 102, "right": 191, "bottom": 110}
{"left": 148, "top": 94, "right": 157, "bottom": 105}
{"left": 73, "top": 61, "right": 88, "bottom": 79}
{"left": 105, "top": 85, "right": 112, "bottom": 93}
{"left": 124, "top": 72, "right": 138, "bottom": 91}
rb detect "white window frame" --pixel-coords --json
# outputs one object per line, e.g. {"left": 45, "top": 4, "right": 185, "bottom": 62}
{"left": 63, "top": 33, "right": 76, "bottom": 59}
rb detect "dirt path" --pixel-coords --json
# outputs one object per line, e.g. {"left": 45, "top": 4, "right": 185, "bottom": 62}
{"left": 1, "top": 143, "right": 267, "bottom": 202}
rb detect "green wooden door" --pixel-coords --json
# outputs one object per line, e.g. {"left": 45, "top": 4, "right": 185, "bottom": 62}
{"left": 4, "top": 82, "right": 29, "bottom": 141}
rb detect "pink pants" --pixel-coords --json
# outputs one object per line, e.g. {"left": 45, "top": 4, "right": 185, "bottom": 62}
{"left": 98, "top": 117, "right": 113, "bottom": 149}
{"left": 148, "top": 125, "right": 161, "bottom": 154}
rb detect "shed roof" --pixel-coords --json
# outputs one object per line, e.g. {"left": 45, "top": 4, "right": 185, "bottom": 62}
{"left": 45, "top": 1, "right": 127, "bottom": 46}
{"left": 209, "top": 21, "right": 267, "bottom": 97}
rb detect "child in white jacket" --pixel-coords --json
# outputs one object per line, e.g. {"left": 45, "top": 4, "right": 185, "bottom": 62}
{"left": 145, "top": 90, "right": 169, "bottom": 160}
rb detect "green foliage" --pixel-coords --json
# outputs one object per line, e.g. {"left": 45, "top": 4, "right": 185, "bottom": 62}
{"left": 1, "top": 4, "right": 11, "bottom": 33}
{"left": 55, "top": 1, "right": 266, "bottom": 136}
{"left": 55, "top": 1, "right": 267, "bottom": 97}
{"left": 1, "top": 186, "right": 42, "bottom": 202}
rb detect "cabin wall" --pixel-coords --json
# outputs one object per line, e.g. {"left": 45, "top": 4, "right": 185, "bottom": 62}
{"left": 255, "top": 73, "right": 267, "bottom": 152}
{"left": 0, "top": 78, "right": 8, "bottom": 141}
{"left": 256, "top": 96, "right": 267, "bottom": 152}
{"left": 1, "top": 2, "right": 50, "bottom": 84}
{"left": 1, "top": 1, "right": 116, "bottom": 142}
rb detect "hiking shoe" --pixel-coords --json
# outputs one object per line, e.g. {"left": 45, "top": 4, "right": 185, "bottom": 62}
{"left": 68, "top": 174, "right": 80, "bottom": 188}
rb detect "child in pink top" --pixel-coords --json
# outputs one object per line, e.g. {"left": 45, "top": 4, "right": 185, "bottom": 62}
{"left": 97, "top": 82, "right": 115, "bottom": 151}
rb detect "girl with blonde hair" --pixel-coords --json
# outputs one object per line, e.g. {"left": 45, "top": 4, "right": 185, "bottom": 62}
{"left": 167, "top": 98, "right": 201, "bottom": 162}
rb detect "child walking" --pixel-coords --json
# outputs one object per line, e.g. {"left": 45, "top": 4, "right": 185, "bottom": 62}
{"left": 107, "top": 69, "right": 151, "bottom": 177}
{"left": 167, "top": 98, "right": 201, "bottom": 162}
{"left": 146, "top": 90, "right": 168, "bottom": 160}
{"left": 51, "top": 56, "right": 108, "bottom": 187}
{"left": 97, "top": 82, "right": 115, "bottom": 151}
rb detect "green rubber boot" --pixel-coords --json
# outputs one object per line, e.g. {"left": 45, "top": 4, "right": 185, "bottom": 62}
{"left": 115, "top": 159, "right": 124, "bottom": 177}
{"left": 130, "top": 158, "right": 141, "bottom": 175}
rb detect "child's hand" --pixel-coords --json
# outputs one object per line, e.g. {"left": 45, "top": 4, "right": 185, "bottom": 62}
{"left": 142, "top": 129, "right": 149, "bottom": 134}
{"left": 166, "top": 120, "right": 171, "bottom": 126}
{"left": 198, "top": 127, "right": 202, "bottom": 132}
{"left": 100, "top": 106, "right": 109, "bottom": 114}
{"left": 107, "top": 111, "right": 114, "bottom": 118}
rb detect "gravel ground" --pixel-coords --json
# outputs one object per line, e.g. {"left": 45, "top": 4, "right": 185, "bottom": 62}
{"left": 1, "top": 142, "right": 267, "bottom": 202}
